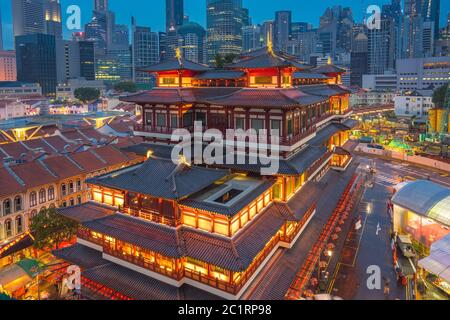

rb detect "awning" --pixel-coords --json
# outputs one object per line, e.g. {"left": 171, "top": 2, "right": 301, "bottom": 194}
{"left": 0, "top": 264, "right": 32, "bottom": 293}
{"left": 418, "top": 234, "right": 450, "bottom": 283}
{"left": 0, "top": 233, "right": 34, "bottom": 259}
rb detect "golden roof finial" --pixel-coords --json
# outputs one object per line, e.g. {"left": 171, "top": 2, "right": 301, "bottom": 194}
{"left": 175, "top": 47, "right": 182, "bottom": 60}
{"left": 267, "top": 28, "right": 273, "bottom": 55}
{"left": 327, "top": 56, "right": 332, "bottom": 65}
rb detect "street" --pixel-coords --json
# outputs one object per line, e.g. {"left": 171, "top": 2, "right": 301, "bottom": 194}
{"left": 328, "top": 155, "right": 450, "bottom": 300}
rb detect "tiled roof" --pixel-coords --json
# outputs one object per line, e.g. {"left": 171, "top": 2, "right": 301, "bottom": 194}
{"left": 293, "top": 72, "right": 330, "bottom": 79}
{"left": 312, "top": 64, "right": 347, "bottom": 74}
{"left": 179, "top": 179, "right": 276, "bottom": 216}
{"left": 342, "top": 118, "right": 359, "bottom": 129}
{"left": 139, "top": 57, "right": 211, "bottom": 73}
{"left": 0, "top": 167, "right": 25, "bottom": 197}
{"left": 120, "top": 143, "right": 177, "bottom": 159}
{"left": 58, "top": 202, "right": 115, "bottom": 223}
{"left": 287, "top": 180, "right": 322, "bottom": 220}
{"left": 121, "top": 87, "right": 240, "bottom": 105}
{"left": 84, "top": 214, "right": 182, "bottom": 258}
{"left": 228, "top": 50, "right": 309, "bottom": 70}
{"left": 300, "top": 84, "right": 350, "bottom": 97}
{"left": 82, "top": 201, "right": 292, "bottom": 271}
{"left": 194, "top": 70, "right": 246, "bottom": 80}
{"left": 53, "top": 244, "right": 109, "bottom": 269}
{"left": 9, "top": 161, "right": 58, "bottom": 188}
{"left": 205, "top": 88, "right": 327, "bottom": 108}
{"left": 22, "top": 138, "right": 57, "bottom": 154}
{"left": 41, "top": 135, "right": 71, "bottom": 152}
{"left": 90, "top": 146, "right": 132, "bottom": 165}
{"left": 68, "top": 150, "right": 107, "bottom": 172}
{"left": 308, "top": 123, "right": 342, "bottom": 147}
{"left": 88, "top": 158, "right": 230, "bottom": 200}
{"left": 42, "top": 155, "right": 84, "bottom": 179}
{"left": 0, "top": 142, "right": 29, "bottom": 158}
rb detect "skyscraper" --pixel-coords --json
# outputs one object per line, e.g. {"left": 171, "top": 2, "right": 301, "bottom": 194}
{"left": 367, "top": 14, "right": 395, "bottom": 75}
{"left": 132, "top": 18, "right": 160, "bottom": 85}
{"left": 79, "top": 41, "right": 96, "bottom": 81}
{"left": 274, "top": 11, "right": 292, "bottom": 51}
{"left": 12, "top": 0, "right": 46, "bottom": 37}
{"left": 0, "top": 51, "right": 17, "bottom": 81}
{"left": 177, "top": 22, "right": 207, "bottom": 64}
{"left": 242, "top": 25, "right": 262, "bottom": 52}
{"left": 0, "top": 7, "right": 3, "bottom": 50}
{"left": 15, "top": 33, "right": 57, "bottom": 95}
{"left": 95, "top": 0, "right": 108, "bottom": 12}
{"left": 44, "top": 0, "right": 62, "bottom": 40}
{"left": 166, "top": 0, "right": 184, "bottom": 32}
{"left": 422, "top": 0, "right": 441, "bottom": 40}
{"left": 206, "top": 0, "right": 243, "bottom": 65}
{"left": 350, "top": 32, "right": 368, "bottom": 87}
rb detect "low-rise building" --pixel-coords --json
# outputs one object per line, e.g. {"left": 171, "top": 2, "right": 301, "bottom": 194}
{"left": 362, "top": 73, "right": 397, "bottom": 92}
{"left": 392, "top": 180, "right": 450, "bottom": 254}
{"left": 397, "top": 56, "right": 450, "bottom": 91}
{"left": 0, "top": 146, "right": 144, "bottom": 268}
{"left": 0, "top": 82, "right": 42, "bottom": 98}
{"left": 394, "top": 90, "right": 434, "bottom": 119}
{"left": 350, "top": 88, "right": 395, "bottom": 108}
{"left": 56, "top": 78, "right": 105, "bottom": 100}
{"left": 0, "top": 100, "right": 27, "bottom": 120}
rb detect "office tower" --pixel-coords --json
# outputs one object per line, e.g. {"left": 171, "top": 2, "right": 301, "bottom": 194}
{"left": 12, "top": 0, "right": 46, "bottom": 37}
{"left": 242, "top": 25, "right": 262, "bottom": 52}
{"left": 291, "top": 22, "right": 312, "bottom": 40}
{"left": 0, "top": 7, "right": 3, "bottom": 50}
{"left": 261, "top": 21, "right": 274, "bottom": 47}
{"left": 95, "top": 0, "right": 108, "bottom": 12}
{"left": 132, "top": 18, "right": 160, "bottom": 84}
{"left": 274, "top": 11, "right": 292, "bottom": 51}
{"left": 79, "top": 41, "right": 96, "bottom": 80}
{"left": 107, "top": 48, "right": 132, "bottom": 82}
{"left": 15, "top": 34, "right": 57, "bottom": 95}
{"left": 206, "top": 0, "right": 243, "bottom": 65}
{"left": 337, "top": 7, "right": 353, "bottom": 53}
{"left": 0, "top": 51, "right": 17, "bottom": 81}
{"left": 422, "top": 0, "right": 440, "bottom": 40}
{"left": 242, "top": 8, "right": 251, "bottom": 27}
{"left": 435, "top": 13, "right": 450, "bottom": 56}
{"left": 159, "top": 32, "right": 167, "bottom": 61}
{"left": 367, "top": 14, "right": 395, "bottom": 75}
{"left": 55, "top": 39, "right": 80, "bottom": 83}
{"left": 166, "top": 0, "right": 184, "bottom": 32}
{"left": 44, "top": 0, "right": 62, "bottom": 40}
{"left": 177, "top": 22, "right": 207, "bottom": 64}
{"left": 350, "top": 33, "right": 368, "bottom": 87}
{"left": 286, "top": 30, "right": 318, "bottom": 61}
{"left": 319, "top": 6, "right": 353, "bottom": 56}
{"left": 85, "top": 11, "right": 109, "bottom": 54}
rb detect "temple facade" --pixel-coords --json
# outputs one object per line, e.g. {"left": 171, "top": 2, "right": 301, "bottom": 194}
{"left": 54, "top": 47, "right": 358, "bottom": 300}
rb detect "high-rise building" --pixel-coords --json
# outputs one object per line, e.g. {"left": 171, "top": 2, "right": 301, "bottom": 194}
{"left": 12, "top": 0, "right": 46, "bottom": 37}
{"left": 206, "top": 0, "right": 243, "bottom": 65}
{"left": 15, "top": 33, "right": 57, "bottom": 95}
{"left": 318, "top": 6, "right": 353, "bottom": 56}
{"left": 95, "top": 0, "right": 108, "bottom": 12}
{"left": 242, "top": 25, "right": 262, "bottom": 52}
{"left": 274, "top": 11, "right": 292, "bottom": 51}
{"left": 291, "top": 22, "right": 312, "bottom": 40}
{"left": 177, "top": 22, "right": 207, "bottom": 64}
{"left": 435, "top": 13, "right": 450, "bottom": 56}
{"left": 166, "top": 0, "right": 184, "bottom": 32}
{"left": 44, "top": 0, "right": 62, "bottom": 40}
{"left": 79, "top": 41, "right": 96, "bottom": 81}
{"left": 350, "top": 33, "right": 368, "bottom": 87}
{"left": 285, "top": 30, "right": 318, "bottom": 61}
{"left": 55, "top": 39, "right": 80, "bottom": 83}
{"left": 132, "top": 18, "right": 160, "bottom": 84}
{"left": 261, "top": 21, "right": 274, "bottom": 47}
{"left": 0, "top": 7, "right": 3, "bottom": 50}
{"left": 242, "top": 8, "right": 251, "bottom": 27}
{"left": 422, "top": 0, "right": 440, "bottom": 40}
{"left": 367, "top": 13, "right": 395, "bottom": 75}
{"left": 0, "top": 51, "right": 17, "bottom": 81}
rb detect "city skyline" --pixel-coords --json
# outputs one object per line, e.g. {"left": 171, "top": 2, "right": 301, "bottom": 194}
{"left": 1, "top": 0, "right": 449, "bottom": 50}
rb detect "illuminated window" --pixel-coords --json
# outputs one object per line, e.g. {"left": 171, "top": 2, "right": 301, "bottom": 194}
{"left": 48, "top": 186, "right": 55, "bottom": 200}
{"left": 39, "top": 189, "right": 46, "bottom": 204}
{"left": 29, "top": 192, "right": 37, "bottom": 207}
{"left": 14, "top": 196, "right": 22, "bottom": 212}
{"left": 254, "top": 76, "right": 273, "bottom": 84}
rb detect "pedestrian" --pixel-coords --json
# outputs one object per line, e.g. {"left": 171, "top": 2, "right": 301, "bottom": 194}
{"left": 384, "top": 278, "right": 391, "bottom": 297}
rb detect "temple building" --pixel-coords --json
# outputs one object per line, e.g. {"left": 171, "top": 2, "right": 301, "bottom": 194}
{"left": 54, "top": 46, "right": 358, "bottom": 300}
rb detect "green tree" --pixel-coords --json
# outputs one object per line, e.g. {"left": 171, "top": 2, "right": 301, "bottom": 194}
{"left": 114, "top": 81, "right": 138, "bottom": 93}
{"left": 74, "top": 87, "right": 101, "bottom": 103}
{"left": 215, "top": 54, "right": 224, "bottom": 69}
{"left": 223, "top": 53, "right": 237, "bottom": 64}
{"left": 432, "top": 83, "right": 449, "bottom": 108}
{"left": 30, "top": 207, "right": 79, "bottom": 250}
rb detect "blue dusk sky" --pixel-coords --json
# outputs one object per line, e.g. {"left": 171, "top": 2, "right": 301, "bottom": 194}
{"left": 1, "top": 0, "right": 449, "bottom": 50}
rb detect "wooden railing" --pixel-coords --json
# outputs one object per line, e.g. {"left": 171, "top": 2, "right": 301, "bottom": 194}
{"left": 306, "top": 151, "right": 333, "bottom": 178}
{"left": 119, "top": 206, "right": 181, "bottom": 227}
{"left": 280, "top": 126, "right": 317, "bottom": 146}
{"left": 280, "top": 204, "right": 316, "bottom": 243}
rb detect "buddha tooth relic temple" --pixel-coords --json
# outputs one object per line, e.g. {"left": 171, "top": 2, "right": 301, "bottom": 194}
{"left": 54, "top": 46, "right": 358, "bottom": 300}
